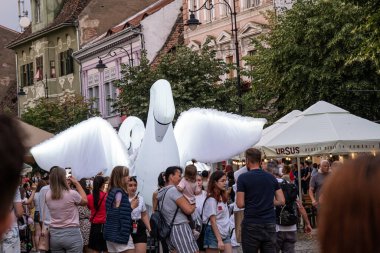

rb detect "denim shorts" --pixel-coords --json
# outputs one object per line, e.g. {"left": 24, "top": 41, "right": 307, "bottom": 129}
{"left": 203, "top": 224, "right": 231, "bottom": 249}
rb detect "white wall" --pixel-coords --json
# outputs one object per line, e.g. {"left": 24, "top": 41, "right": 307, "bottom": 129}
{"left": 141, "top": 0, "right": 182, "bottom": 62}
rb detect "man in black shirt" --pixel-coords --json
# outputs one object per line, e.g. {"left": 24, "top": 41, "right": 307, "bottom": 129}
{"left": 302, "top": 160, "right": 312, "bottom": 194}
{"left": 236, "top": 148, "right": 285, "bottom": 253}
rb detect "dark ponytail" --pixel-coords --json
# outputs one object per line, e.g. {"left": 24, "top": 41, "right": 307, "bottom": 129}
{"left": 93, "top": 176, "right": 105, "bottom": 211}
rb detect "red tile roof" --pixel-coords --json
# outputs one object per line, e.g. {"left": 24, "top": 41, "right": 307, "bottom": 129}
{"left": 105, "top": 0, "right": 175, "bottom": 37}
{"left": 0, "top": 25, "right": 20, "bottom": 34}
{"left": 8, "top": 0, "right": 91, "bottom": 48}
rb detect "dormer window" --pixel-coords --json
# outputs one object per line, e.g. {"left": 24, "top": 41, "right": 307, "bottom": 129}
{"left": 35, "top": 0, "right": 41, "bottom": 23}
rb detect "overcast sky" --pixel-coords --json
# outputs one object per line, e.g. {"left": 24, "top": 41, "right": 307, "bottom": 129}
{"left": 0, "top": 1, "right": 31, "bottom": 32}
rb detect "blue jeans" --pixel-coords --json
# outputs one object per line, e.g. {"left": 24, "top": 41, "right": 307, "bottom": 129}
{"left": 241, "top": 223, "right": 276, "bottom": 253}
{"left": 203, "top": 225, "right": 231, "bottom": 249}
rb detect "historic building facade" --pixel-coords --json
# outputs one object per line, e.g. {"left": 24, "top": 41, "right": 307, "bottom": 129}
{"left": 183, "top": 0, "right": 272, "bottom": 77}
{"left": 73, "top": 0, "right": 182, "bottom": 127}
{"left": 77, "top": 0, "right": 159, "bottom": 47}
{"left": 7, "top": 0, "right": 92, "bottom": 115}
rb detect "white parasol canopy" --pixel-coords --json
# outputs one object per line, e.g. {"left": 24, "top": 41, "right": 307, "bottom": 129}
{"left": 256, "top": 110, "right": 302, "bottom": 148}
{"left": 257, "top": 101, "right": 380, "bottom": 158}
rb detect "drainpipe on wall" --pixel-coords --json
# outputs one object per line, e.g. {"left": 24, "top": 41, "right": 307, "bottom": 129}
{"left": 139, "top": 30, "right": 145, "bottom": 51}
{"left": 74, "top": 20, "right": 83, "bottom": 95}
{"left": 131, "top": 26, "right": 145, "bottom": 52}
{"left": 15, "top": 54, "right": 20, "bottom": 117}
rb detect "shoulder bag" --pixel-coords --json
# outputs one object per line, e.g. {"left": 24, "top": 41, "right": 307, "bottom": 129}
{"left": 150, "top": 186, "right": 179, "bottom": 241}
{"left": 197, "top": 196, "right": 211, "bottom": 251}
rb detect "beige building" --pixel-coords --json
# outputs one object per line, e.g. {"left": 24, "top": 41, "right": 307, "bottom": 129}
{"left": 183, "top": 0, "right": 272, "bottom": 75}
{"left": 7, "top": 0, "right": 91, "bottom": 115}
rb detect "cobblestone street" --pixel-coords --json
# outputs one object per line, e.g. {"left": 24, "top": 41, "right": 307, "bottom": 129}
{"left": 295, "top": 229, "right": 319, "bottom": 253}
{"left": 235, "top": 229, "right": 319, "bottom": 253}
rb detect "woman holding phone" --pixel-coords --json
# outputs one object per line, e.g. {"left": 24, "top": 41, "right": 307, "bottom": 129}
{"left": 127, "top": 176, "right": 151, "bottom": 253}
{"left": 45, "top": 166, "right": 88, "bottom": 252}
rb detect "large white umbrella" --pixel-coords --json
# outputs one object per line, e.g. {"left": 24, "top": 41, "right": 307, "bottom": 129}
{"left": 257, "top": 101, "right": 380, "bottom": 158}
{"left": 256, "top": 110, "right": 302, "bottom": 148}
{"left": 257, "top": 101, "right": 380, "bottom": 201}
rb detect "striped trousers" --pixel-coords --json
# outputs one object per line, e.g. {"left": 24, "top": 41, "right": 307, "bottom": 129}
{"left": 167, "top": 223, "right": 199, "bottom": 253}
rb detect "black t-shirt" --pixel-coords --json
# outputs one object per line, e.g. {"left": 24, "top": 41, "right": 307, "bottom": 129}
{"left": 237, "top": 169, "right": 280, "bottom": 224}
{"left": 301, "top": 167, "right": 312, "bottom": 181}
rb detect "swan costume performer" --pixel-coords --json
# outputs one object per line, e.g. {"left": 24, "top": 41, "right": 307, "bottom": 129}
{"left": 31, "top": 79, "right": 266, "bottom": 205}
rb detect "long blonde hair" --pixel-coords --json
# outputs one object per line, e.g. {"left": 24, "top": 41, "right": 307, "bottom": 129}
{"left": 109, "top": 166, "right": 129, "bottom": 191}
{"left": 49, "top": 166, "right": 69, "bottom": 200}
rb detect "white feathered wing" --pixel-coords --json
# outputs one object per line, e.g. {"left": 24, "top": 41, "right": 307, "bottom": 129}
{"left": 174, "top": 108, "right": 267, "bottom": 166}
{"left": 31, "top": 117, "right": 131, "bottom": 179}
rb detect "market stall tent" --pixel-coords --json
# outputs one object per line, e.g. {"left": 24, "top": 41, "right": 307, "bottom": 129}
{"left": 256, "top": 110, "right": 302, "bottom": 148}
{"left": 257, "top": 101, "right": 380, "bottom": 158}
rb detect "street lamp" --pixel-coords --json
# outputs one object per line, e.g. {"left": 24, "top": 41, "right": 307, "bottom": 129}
{"left": 186, "top": 0, "right": 243, "bottom": 114}
{"left": 17, "top": 87, "right": 26, "bottom": 96}
{"left": 17, "top": 73, "right": 48, "bottom": 98}
{"left": 95, "top": 45, "right": 134, "bottom": 73}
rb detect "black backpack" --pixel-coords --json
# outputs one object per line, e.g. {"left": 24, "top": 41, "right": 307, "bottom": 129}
{"left": 276, "top": 179, "right": 298, "bottom": 226}
{"left": 150, "top": 187, "right": 179, "bottom": 241}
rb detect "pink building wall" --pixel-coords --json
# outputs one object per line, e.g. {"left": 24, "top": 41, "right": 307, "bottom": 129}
{"left": 80, "top": 41, "right": 142, "bottom": 128}
{"left": 183, "top": 0, "right": 273, "bottom": 77}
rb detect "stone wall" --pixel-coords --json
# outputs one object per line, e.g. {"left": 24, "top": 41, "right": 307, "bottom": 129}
{"left": 0, "top": 26, "right": 19, "bottom": 115}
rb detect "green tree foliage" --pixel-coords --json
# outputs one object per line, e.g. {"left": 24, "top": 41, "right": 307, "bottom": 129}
{"left": 344, "top": 0, "right": 380, "bottom": 73}
{"left": 22, "top": 92, "right": 99, "bottom": 134}
{"left": 245, "top": 0, "right": 380, "bottom": 122}
{"left": 113, "top": 47, "right": 239, "bottom": 122}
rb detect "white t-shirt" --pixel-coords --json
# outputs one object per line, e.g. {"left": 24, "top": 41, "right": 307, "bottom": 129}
{"left": 129, "top": 195, "right": 147, "bottom": 220}
{"left": 233, "top": 166, "right": 248, "bottom": 182}
{"left": 276, "top": 178, "right": 297, "bottom": 232}
{"left": 202, "top": 197, "right": 230, "bottom": 238}
{"left": 195, "top": 190, "right": 207, "bottom": 216}
{"left": 233, "top": 167, "right": 248, "bottom": 212}
{"left": 34, "top": 192, "right": 40, "bottom": 213}
{"left": 1, "top": 189, "right": 22, "bottom": 247}
{"left": 229, "top": 214, "right": 240, "bottom": 247}
{"left": 38, "top": 185, "right": 51, "bottom": 225}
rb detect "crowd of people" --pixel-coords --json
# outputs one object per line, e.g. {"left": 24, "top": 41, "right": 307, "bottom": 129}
{"left": 0, "top": 114, "right": 380, "bottom": 253}
{"left": 0, "top": 165, "right": 153, "bottom": 253}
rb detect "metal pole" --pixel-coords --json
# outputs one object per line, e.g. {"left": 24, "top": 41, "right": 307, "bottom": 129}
{"left": 45, "top": 74, "right": 48, "bottom": 98}
{"left": 297, "top": 157, "right": 302, "bottom": 202}
{"left": 231, "top": 0, "right": 242, "bottom": 114}
{"left": 130, "top": 43, "right": 134, "bottom": 67}
{"left": 297, "top": 156, "right": 304, "bottom": 227}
